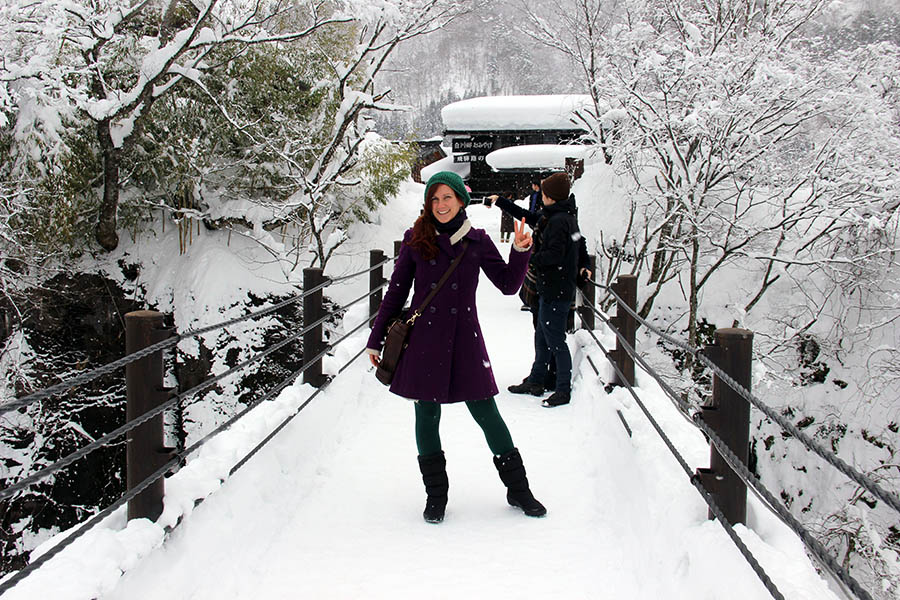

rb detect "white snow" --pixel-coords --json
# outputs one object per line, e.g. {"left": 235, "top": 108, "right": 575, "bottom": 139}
{"left": 442, "top": 95, "right": 593, "bottom": 132}
{"left": 0, "top": 179, "right": 842, "bottom": 600}
{"left": 486, "top": 144, "right": 592, "bottom": 170}
{"left": 420, "top": 152, "right": 470, "bottom": 181}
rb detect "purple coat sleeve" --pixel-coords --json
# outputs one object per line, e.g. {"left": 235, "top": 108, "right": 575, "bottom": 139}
{"left": 366, "top": 232, "right": 415, "bottom": 352}
{"left": 478, "top": 233, "right": 532, "bottom": 294}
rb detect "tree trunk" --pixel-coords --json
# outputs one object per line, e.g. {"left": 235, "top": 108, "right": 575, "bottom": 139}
{"left": 688, "top": 230, "right": 700, "bottom": 359}
{"left": 95, "top": 120, "right": 121, "bottom": 251}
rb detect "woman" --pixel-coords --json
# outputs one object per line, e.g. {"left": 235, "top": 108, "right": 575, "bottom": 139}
{"left": 366, "top": 171, "right": 546, "bottom": 523}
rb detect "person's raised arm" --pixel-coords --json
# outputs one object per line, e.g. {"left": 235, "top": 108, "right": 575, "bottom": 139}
{"left": 486, "top": 194, "right": 540, "bottom": 228}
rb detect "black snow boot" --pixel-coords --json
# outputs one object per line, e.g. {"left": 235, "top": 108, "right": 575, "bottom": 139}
{"left": 507, "top": 379, "right": 544, "bottom": 396}
{"left": 492, "top": 448, "right": 547, "bottom": 517}
{"left": 542, "top": 390, "right": 571, "bottom": 407}
{"left": 417, "top": 451, "right": 448, "bottom": 523}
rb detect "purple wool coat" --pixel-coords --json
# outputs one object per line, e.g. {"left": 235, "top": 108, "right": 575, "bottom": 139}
{"left": 366, "top": 221, "right": 531, "bottom": 403}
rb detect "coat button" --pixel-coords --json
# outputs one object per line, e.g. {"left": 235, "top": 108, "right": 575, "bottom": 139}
{"left": 429, "top": 306, "right": 437, "bottom": 313}
{"left": 429, "top": 259, "right": 437, "bottom": 265}
{"left": 450, "top": 308, "right": 457, "bottom": 315}
{"left": 451, "top": 283, "right": 458, "bottom": 290}
{"left": 430, "top": 282, "right": 437, "bottom": 289}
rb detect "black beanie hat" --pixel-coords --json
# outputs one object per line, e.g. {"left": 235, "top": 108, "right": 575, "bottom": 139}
{"left": 541, "top": 172, "right": 570, "bottom": 202}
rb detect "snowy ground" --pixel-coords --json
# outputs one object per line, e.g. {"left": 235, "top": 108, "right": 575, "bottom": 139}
{"left": 3, "top": 190, "right": 840, "bottom": 600}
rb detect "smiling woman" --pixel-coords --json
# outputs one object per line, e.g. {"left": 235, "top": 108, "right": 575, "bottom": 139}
{"left": 429, "top": 183, "right": 463, "bottom": 224}
{"left": 365, "top": 170, "right": 545, "bottom": 524}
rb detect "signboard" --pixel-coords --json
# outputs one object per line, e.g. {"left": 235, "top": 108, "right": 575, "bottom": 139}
{"left": 452, "top": 137, "right": 494, "bottom": 153}
{"left": 453, "top": 154, "right": 486, "bottom": 164}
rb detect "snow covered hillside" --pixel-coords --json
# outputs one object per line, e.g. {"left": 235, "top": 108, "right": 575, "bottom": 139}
{"left": 2, "top": 185, "right": 839, "bottom": 600}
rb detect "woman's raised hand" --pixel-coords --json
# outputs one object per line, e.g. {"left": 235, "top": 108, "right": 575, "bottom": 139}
{"left": 513, "top": 217, "right": 532, "bottom": 249}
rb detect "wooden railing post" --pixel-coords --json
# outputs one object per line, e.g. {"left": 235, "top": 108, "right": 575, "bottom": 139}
{"left": 125, "top": 310, "right": 173, "bottom": 521}
{"left": 578, "top": 254, "right": 596, "bottom": 330}
{"left": 303, "top": 268, "right": 327, "bottom": 387}
{"left": 609, "top": 274, "right": 637, "bottom": 387}
{"left": 369, "top": 249, "right": 385, "bottom": 327}
{"left": 696, "top": 328, "right": 753, "bottom": 525}
{"left": 394, "top": 240, "right": 402, "bottom": 258}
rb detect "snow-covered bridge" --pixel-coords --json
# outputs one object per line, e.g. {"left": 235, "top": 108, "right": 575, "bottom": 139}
{"left": 0, "top": 205, "right": 845, "bottom": 600}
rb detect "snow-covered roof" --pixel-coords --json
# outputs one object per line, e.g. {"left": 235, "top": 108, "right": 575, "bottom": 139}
{"left": 486, "top": 144, "right": 591, "bottom": 171}
{"left": 442, "top": 95, "right": 593, "bottom": 132}
{"left": 420, "top": 152, "right": 470, "bottom": 181}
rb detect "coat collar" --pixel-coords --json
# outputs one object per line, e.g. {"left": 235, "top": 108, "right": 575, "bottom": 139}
{"left": 436, "top": 219, "right": 473, "bottom": 256}
{"left": 449, "top": 219, "right": 471, "bottom": 245}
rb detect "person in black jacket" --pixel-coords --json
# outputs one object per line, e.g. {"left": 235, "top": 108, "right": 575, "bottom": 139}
{"left": 527, "top": 175, "right": 542, "bottom": 213}
{"left": 488, "top": 172, "right": 587, "bottom": 407}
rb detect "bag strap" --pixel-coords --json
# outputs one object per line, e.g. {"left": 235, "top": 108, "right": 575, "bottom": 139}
{"left": 407, "top": 240, "right": 469, "bottom": 326}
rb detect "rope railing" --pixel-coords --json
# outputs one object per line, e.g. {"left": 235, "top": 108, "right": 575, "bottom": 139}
{"left": 582, "top": 318, "right": 786, "bottom": 600}
{"left": 228, "top": 317, "right": 372, "bottom": 476}
{"left": 579, "top": 292, "right": 874, "bottom": 600}
{"left": 598, "top": 282, "right": 900, "bottom": 517}
{"left": 0, "top": 313, "right": 376, "bottom": 596}
{"left": 327, "top": 256, "right": 393, "bottom": 284}
{"left": 1, "top": 276, "right": 387, "bottom": 503}
{"left": 0, "top": 258, "right": 389, "bottom": 595}
{"left": 0, "top": 277, "right": 333, "bottom": 417}
{"left": 0, "top": 452, "right": 181, "bottom": 596}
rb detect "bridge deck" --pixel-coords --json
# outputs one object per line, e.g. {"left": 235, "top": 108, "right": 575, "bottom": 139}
{"left": 99, "top": 208, "right": 833, "bottom": 600}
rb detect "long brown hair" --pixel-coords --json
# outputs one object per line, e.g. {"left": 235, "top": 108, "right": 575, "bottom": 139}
{"left": 409, "top": 184, "right": 444, "bottom": 260}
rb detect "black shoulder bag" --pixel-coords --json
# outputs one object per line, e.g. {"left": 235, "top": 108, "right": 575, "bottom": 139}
{"left": 376, "top": 240, "right": 469, "bottom": 386}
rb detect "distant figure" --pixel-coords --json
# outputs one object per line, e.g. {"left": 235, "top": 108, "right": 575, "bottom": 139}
{"left": 499, "top": 191, "right": 516, "bottom": 242}
{"left": 527, "top": 175, "right": 542, "bottom": 212}
{"left": 366, "top": 171, "right": 546, "bottom": 523}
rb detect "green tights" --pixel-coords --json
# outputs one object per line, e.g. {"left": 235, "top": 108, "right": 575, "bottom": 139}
{"left": 414, "top": 398, "right": 515, "bottom": 457}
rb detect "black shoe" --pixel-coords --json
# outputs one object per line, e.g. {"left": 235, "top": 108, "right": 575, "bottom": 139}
{"left": 417, "top": 452, "right": 448, "bottom": 524}
{"left": 507, "top": 379, "right": 544, "bottom": 396}
{"left": 493, "top": 448, "right": 547, "bottom": 518}
{"left": 423, "top": 497, "right": 446, "bottom": 523}
{"left": 542, "top": 391, "right": 571, "bottom": 407}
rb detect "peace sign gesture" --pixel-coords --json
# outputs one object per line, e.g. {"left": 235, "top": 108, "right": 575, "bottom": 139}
{"left": 513, "top": 217, "right": 532, "bottom": 250}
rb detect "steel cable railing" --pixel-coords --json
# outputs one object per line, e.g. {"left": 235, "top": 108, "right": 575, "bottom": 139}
{"left": 2, "top": 257, "right": 396, "bottom": 418}
{"left": 0, "top": 302, "right": 337, "bottom": 503}
{"left": 579, "top": 292, "right": 874, "bottom": 600}
{"left": 1, "top": 278, "right": 388, "bottom": 503}
{"left": 227, "top": 316, "right": 373, "bottom": 476}
{"left": 0, "top": 277, "right": 333, "bottom": 416}
{"left": 0, "top": 452, "right": 181, "bottom": 596}
{"left": 580, "top": 315, "right": 786, "bottom": 600}
{"left": 594, "top": 280, "right": 900, "bottom": 517}
{"left": 327, "top": 256, "right": 392, "bottom": 285}
{"left": 0, "top": 280, "right": 387, "bottom": 595}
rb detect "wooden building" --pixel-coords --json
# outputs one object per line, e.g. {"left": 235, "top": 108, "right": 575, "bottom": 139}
{"left": 440, "top": 95, "right": 593, "bottom": 199}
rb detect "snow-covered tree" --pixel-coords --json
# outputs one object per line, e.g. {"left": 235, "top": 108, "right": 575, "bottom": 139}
{"left": 238, "top": 0, "right": 464, "bottom": 269}
{"left": 521, "top": 0, "right": 900, "bottom": 594}
{"left": 0, "top": 0, "right": 354, "bottom": 251}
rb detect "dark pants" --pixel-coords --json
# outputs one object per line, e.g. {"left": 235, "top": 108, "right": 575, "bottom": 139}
{"left": 531, "top": 308, "right": 557, "bottom": 388}
{"left": 527, "top": 297, "right": 572, "bottom": 394}
{"left": 530, "top": 304, "right": 577, "bottom": 388}
{"left": 415, "top": 398, "right": 515, "bottom": 456}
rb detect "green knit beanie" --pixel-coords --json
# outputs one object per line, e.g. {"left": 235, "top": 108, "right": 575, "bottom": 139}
{"left": 424, "top": 171, "right": 471, "bottom": 207}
